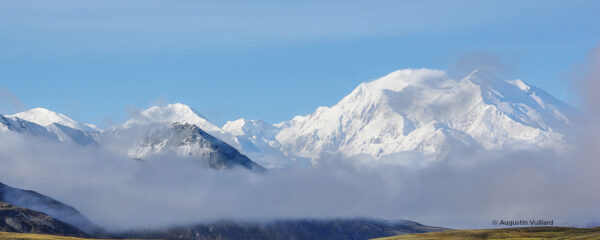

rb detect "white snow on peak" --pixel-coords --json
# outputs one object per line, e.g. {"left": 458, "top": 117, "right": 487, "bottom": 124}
{"left": 362, "top": 68, "right": 452, "bottom": 92}
{"left": 223, "top": 119, "right": 274, "bottom": 137}
{"left": 222, "top": 119, "right": 251, "bottom": 136}
{"left": 8, "top": 108, "right": 101, "bottom": 132}
{"left": 120, "top": 103, "right": 242, "bottom": 149}
{"left": 83, "top": 123, "right": 102, "bottom": 132}
{"left": 463, "top": 69, "right": 505, "bottom": 88}
{"left": 221, "top": 118, "right": 293, "bottom": 168}
{"left": 267, "top": 68, "right": 578, "bottom": 165}
{"left": 0, "top": 68, "right": 577, "bottom": 169}
{"left": 123, "top": 103, "right": 221, "bottom": 133}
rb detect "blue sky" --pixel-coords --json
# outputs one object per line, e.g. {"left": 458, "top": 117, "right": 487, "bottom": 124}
{"left": 0, "top": 0, "right": 599, "bottom": 127}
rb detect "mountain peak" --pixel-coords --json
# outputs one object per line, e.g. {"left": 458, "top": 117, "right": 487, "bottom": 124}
{"left": 164, "top": 103, "right": 203, "bottom": 115}
{"left": 466, "top": 68, "right": 483, "bottom": 76}
{"left": 462, "top": 69, "right": 507, "bottom": 88}
{"left": 146, "top": 103, "right": 205, "bottom": 119}
{"left": 123, "top": 103, "right": 221, "bottom": 133}
{"left": 269, "top": 68, "right": 577, "bottom": 164}
{"left": 364, "top": 68, "right": 450, "bottom": 92}
{"left": 8, "top": 108, "right": 100, "bottom": 132}
{"left": 10, "top": 108, "right": 74, "bottom": 126}
{"left": 129, "top": 121, "right": 266, "bottom": 172}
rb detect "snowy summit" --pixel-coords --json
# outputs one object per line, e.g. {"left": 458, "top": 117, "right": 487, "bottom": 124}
{"left": 9, "top": 108, "right": 101, "bottom": 132}
{"left": 0, "top": 68, "right": 580, "bottom": 168}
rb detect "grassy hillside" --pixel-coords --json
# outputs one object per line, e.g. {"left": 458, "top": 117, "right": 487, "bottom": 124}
{"left": 374, "top": 227, "right": 600, "bottom": 240}
{"left": 0, "top": 232, "right": 151, "bottom": 240}
{"left": 0, "top": 232, "right": 105, "bottom": 240}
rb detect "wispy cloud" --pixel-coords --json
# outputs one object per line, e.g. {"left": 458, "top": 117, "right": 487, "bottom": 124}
{"left": 0, "top": 88, "right": 26, "bottom": 114}
{"left": 1, "top": 1, "right": 591, "bottom": 53}
{"left": 449, "top": 53, "right": 519, "bottom": 79}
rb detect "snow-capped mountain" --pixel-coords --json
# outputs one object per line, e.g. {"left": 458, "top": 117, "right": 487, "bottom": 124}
{"left": 118, "top": 103, "right": 267, "bottom": 170}
{"left": 1, "top": 106, "right": 264, "bottom": 171}
{"left": 9, "top": 108, "right": 101, "bottom": 132}
{"left": 116, "top": 104, "right": 291, "bottom": 168}
{"left": 1, "top": 108, "right": 101, "bottom": 145}
{"left": 227, "top": 69, "right": 578, "bottom": 166}
{"left": 125, "top": 122, "right": 265, "bottom": 172}
{"left": 0, "top": 115, "right": 57, "bottom": 139}
{"left": 0, "top": 68, "right": 578, "bottom": 168}
{"left": 122, "top": 103, "right": 228, "bottom": 139}
{"left": 222, "top": 119, "right": 295, "bottom": 168}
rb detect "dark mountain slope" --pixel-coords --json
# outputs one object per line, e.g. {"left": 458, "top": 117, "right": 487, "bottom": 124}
{"left": 0, "top": 201, "right": 87, "bottom": 237}
{"left": 0, "top": 182, "right": 99, "bottom": 234}
{"left": 131, "top": 122, "right": 266, "bottom": 172}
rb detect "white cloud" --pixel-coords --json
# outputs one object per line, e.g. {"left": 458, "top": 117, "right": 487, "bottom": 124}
{"left": 0, "top": 127, "right": 599, "bottom": 231}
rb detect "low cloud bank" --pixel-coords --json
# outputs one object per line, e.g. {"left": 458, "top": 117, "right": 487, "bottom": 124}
{"left": 0, "top": 130, "right": 599, "bottom": 230}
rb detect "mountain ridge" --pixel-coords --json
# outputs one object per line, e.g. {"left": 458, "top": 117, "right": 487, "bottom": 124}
{"left": 0, "top": 68, "right": 579, "bottom": 168}
{"left": 267, "top": 68, "right": 577, "bottom": 165}
{"left": 8, "top": 108, "right": 101, "bottom": 132}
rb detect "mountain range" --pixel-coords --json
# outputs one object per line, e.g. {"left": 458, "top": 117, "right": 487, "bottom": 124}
{"left": 0, "top": 68, "right": 578, "bottom": 169}
{"left": 0, "top": 68, "right": 582, "bottom": 239}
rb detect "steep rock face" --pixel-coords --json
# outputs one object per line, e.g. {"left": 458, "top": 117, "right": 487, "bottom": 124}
{"left": 0, "top": 201, "right": 87, "bottom": 237}
{"left": 129, "top": 123, "right": 265, "bottom": 172}
{"left": 0, "top": 182, "right": 99, "bottom": 234}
